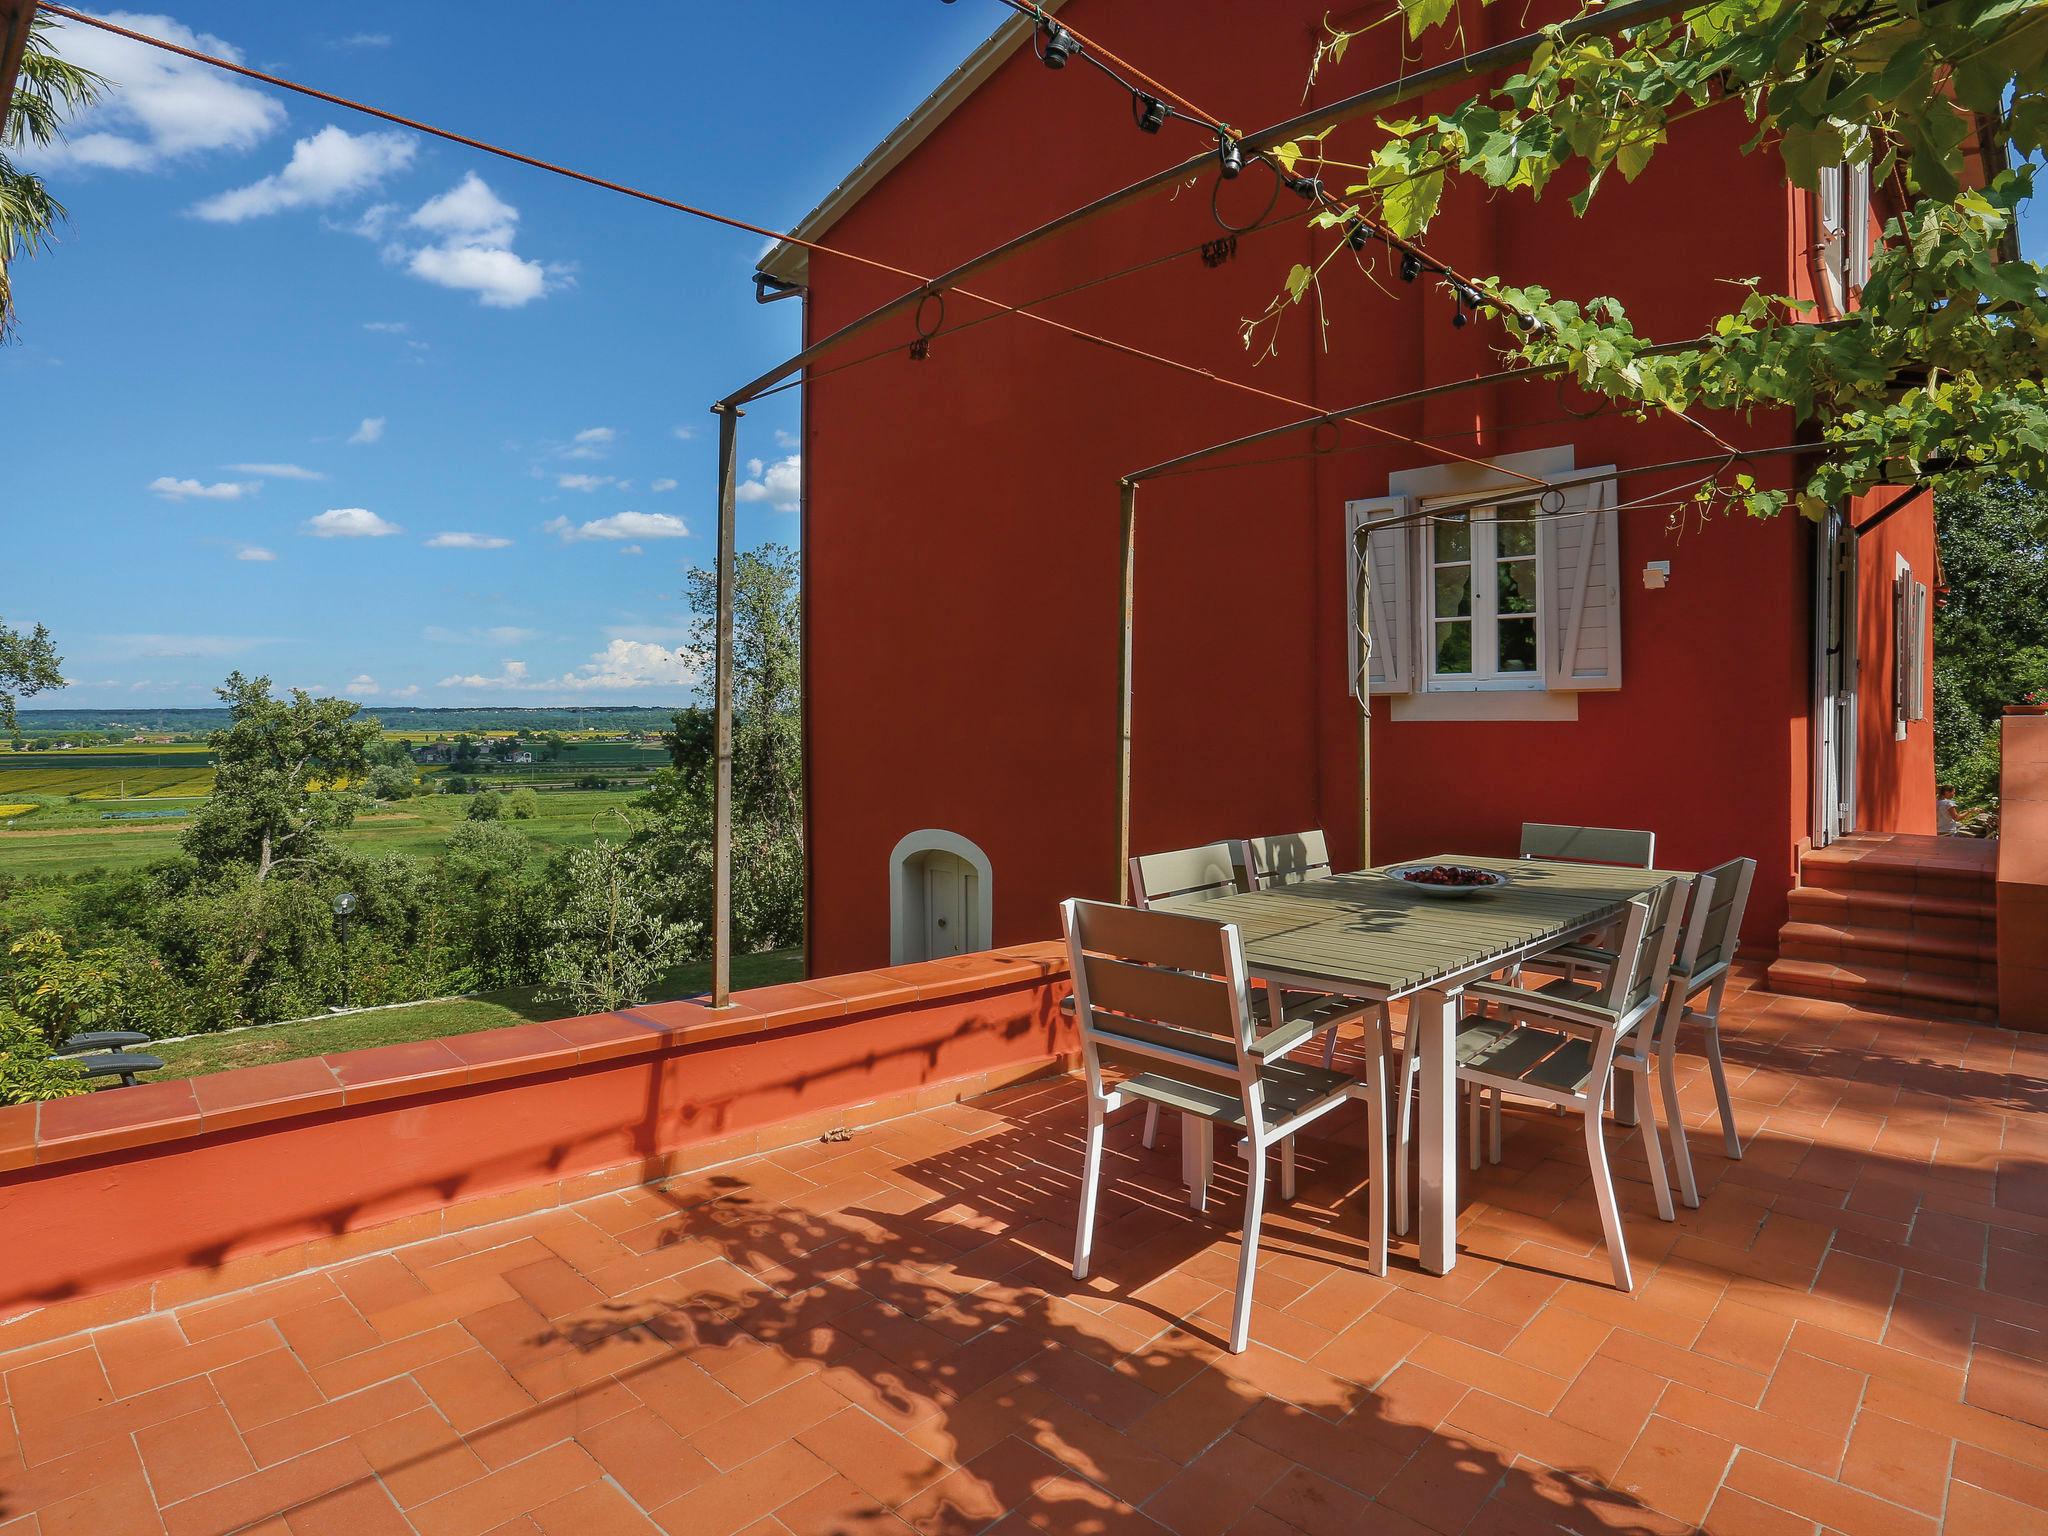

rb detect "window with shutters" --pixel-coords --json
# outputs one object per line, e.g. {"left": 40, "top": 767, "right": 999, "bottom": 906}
{"left": 1817, "top": 161, "right": 1872, "bottom": 312}
{"left": 1347, "top": 464, "right": 1620, "bottom": 709}
{"left": 1893, "top": 556, "right": 1928, "bottom": 738}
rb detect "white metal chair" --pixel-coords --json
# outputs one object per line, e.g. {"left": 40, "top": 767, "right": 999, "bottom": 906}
{"left": 1655, "top": 856, "right": 1757, "bottom": 1207}
{"left": 1519, "top": 823, "right": 1657, "bottom": 867}
{"left": 1239, "top": 830, "right": 1384, "bottom": 1073}
{"left": 1431, "top": 875, "right": 1692, "bottom": 1290}
{"left": 1063, "top": 897, "right": 1388, "bottom": 1352}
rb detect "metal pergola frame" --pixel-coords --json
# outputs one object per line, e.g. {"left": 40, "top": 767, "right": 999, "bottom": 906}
{"left": 699, "top": 0, "right": 1701, "bottom": 1004}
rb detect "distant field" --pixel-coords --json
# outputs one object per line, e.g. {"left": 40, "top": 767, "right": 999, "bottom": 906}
{"left": 0, "top": 786, "right": 651, "bottom": 879}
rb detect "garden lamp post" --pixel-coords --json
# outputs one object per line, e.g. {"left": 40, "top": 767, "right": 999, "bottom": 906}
{"left": 332, "top": 891, "right": 357, "bottom": 1008}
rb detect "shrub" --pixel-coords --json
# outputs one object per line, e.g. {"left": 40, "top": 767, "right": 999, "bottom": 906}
{"left": 0, "top": 1008, "right": 85, "bottom": 1105}
{"left": 466, "top": 791, "right": 505, "bottom": 822}
{"left": 540, "top": 838, "right": 695, "bottom": 1014}
{"left": 502, "top": 788, "right": 539, "bottom": 821}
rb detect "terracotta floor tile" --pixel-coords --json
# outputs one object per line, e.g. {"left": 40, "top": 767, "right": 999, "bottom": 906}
{"left": 1721, "top": 1448, "right": 1936, "bottom": 1536}
{"left": 282, "top": 1475, "right": 415, "bottom": 1536}
{"left": 1944, "top": 1479, "right": 2048, "bottom": 1536}
{"left": 797, "top": 1406, "right": 950, "bottom": 1507}
{"left": 135, "top": 1404, "right": 259, "bottom": 1506}
{"left": 160, "top": 1441, "right": 375, "bottom": 1536}
{"left": 354, "top": 1407, "right": 489, "bottom": 1509}
{"left": 1610, "top": 1412, "right": 1736, "bottom": 1528}
{"left": 213, "top": 1349, "right": 325, "bottom": 1433}
{"left": 651, "top": 1438, "right": 833, "bottom": 1536}
{"left": 409, "top": 1441, "right": 603, "bottom": 1536}
{"left": 577, "top": 1405, "right": 717, "bottom": 1510}
{"left": 529, "top": 1477, "right": 664, "bottom": 1535}
{"left": 244, "top": 1377, "right": 427, "bottom": 1467}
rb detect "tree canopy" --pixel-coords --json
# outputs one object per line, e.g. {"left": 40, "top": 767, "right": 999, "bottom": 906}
{"left": 1257, "top": 0, "right": 2047, "bottom": 518}
{"left": 1, "top": 14, "right": 106, "bottom": 340}
{"left": 0, "top": 615, "right": 61, "bottom": 733}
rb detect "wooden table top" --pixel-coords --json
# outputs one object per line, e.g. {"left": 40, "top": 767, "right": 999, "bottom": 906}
{"left": 1170, "top": 854, "right": 1684, "bottom": 997}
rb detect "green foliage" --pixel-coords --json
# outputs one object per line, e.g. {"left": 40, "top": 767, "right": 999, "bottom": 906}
{"left": 1933, "top": 479, "right": 2048, "bottom": 807}
{"left": 367, "top": 764, "right": 417, "bottom": 801}
{"left": 466, "top": 790, "right": 505, "bottom": 822}
{"left": 502, "top": 788, "right": 539, "bottom": 821}
{"left": 0, "top": 617, "right": 62, "bottom": 733}
{"left": 540, "top": 837, "right": 695, "bottom": 1014}
{"left": 0, "top": 1007, "right": 85, "bottom": 1105}
{"left": 438, "top": 822, "right": 549, "bottom": 991}
{"left": 1258, "top": 0, "right": 2048, "bottom": 516}
{"left": 5, "top": 927, "right": 178, "bottom": 1040}
{"left": 636, "top": 543, "right": 805, "bottom": 956}
{"left": 2, "top": 15, "right": 109, "bottom": 341}
{"left": 182, "top": 673, "right": 379, "bottom": 880}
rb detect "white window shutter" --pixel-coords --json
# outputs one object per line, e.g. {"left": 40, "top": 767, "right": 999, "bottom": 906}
{"left": 1346, "top": 496, "right": 1413, "bottom": 698}
{"left": 1538, "top": 470, "right": 1622, "bottom": 691}
{"left": 1909, "top": 578, "right": 1928, "bottom": 722}
{"left": 1847, "top": 163, "right": 1872, "bottom": 291}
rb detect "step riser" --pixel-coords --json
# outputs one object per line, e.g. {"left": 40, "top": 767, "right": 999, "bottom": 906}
{"left": 1797, "top": 863, "right": 1994, "bottom": 900}
{"left": 1766, "top": 970, "right": 1999, "bottom": 1024}
{"left": 1778, "top": 940, "right": 1990, "bottom": 980}
{"left": 1781, "top": 901, "right": 1996, "bottom": 947}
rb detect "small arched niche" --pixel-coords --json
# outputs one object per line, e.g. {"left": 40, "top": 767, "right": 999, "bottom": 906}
{"left": 889, "top": 829, "right": 993, "bottom": 965}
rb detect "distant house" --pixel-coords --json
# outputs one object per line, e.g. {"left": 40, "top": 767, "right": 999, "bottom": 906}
{"left": 506, "top": 751, "right": 535, "bottom": 765}
{"left": 129, "top": 733, "right": 173, "bottom": 745}
{"left": 413, "top": 744, "right": 455, "bottom": 765}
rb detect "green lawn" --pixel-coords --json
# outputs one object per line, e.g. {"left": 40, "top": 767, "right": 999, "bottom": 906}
{"left": 0, "top": 787, "right": 650, "bottom": 879}
{"left": 149, "top": 946, "right": 806, "bottom": 1079}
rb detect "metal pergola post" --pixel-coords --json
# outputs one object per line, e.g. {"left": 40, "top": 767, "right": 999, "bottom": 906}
{"left": 1116, "top": 480, "right": 1136, "bottom": 903}
{"left": 710, "top": 403, "right": 742, "bottom": 1007}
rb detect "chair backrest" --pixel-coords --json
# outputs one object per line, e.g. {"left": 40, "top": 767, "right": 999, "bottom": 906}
{"left": 1061, "top": 898, "right": 1258, "bottom": 1099}
{"left": 1241, "top": 829, "right": 1333, "bottom": 890}
{"left": 1680, "top": 856, "right": 1756, "bottom": 976}
{"left": 1594, "top": 875, "right": 1692, "bottom": 1021}
{"left": 1129, "top": 841, "right": 1246, "bottom": 910}
{"left": 1520, "top": 822, "right": 1656, "bottom": 868}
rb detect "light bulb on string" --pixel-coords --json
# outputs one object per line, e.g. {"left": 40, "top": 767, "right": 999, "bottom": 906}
{"left": 1039, "top": 21, "right": 1080, "bottom": 68}
{"left": 1133, "top": 92, "right": 1167, "bottom": 132}
{"left": 1217, "top": 133, "right": 1243, "bottom": 178}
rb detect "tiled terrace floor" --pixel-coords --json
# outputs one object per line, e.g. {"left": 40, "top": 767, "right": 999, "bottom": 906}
{"left": 3, "top": 962, "right": 2046, "bottom": 1535}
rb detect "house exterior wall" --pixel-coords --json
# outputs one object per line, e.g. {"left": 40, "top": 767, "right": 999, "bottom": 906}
{"left": 797, "top": 0, "right": 1816, "bottom": 975}
{"left": 1851, "top": 488, "right": 1939, "bottom": 834}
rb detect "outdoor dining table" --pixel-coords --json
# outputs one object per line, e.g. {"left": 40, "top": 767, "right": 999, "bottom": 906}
{"left": 1169, "top": 852, "right": 1686, "bottom": 1276}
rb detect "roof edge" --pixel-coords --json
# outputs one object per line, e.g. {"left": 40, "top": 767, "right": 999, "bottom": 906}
{"left": 756, "top": 2, "right": 1063, "bottom": 287}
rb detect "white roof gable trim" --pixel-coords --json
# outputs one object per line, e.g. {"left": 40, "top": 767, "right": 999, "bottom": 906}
{"left": 756, "top": 2, "right": 1064, "bottom": 287}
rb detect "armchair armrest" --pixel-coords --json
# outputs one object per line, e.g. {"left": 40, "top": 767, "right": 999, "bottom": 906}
{"left": 1464, "top": 979, "right": 1621, "bottom": 1030}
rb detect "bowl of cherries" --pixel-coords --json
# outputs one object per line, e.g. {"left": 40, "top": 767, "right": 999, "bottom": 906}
{"left": 1385, "top": 863, "right": 1511, "bottom": 899}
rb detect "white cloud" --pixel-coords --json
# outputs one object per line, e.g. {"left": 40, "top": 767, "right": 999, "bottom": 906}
{"left": 734, "top": 453, "right": 801, "bottom": 511}
{"left": 23, "top": 13, "right": 283, "bottom": 173}
{"left": 774, "top": 428, "right": 798, "bottom": 448}
{"left": 349, "top": 416, "right": 386, "bottom": 445}
{"left": 671, "top": 424, "right": 697, "bottom": 441}
{"left": 619, "top": 545, "right": 643, "bottom": 556}
{"left": 233, "top": 544, "right": 276, "bottom": 562}
{"left": 225, "top": 462, "right": 323, "bottom": 480}
{"left": 545, "top": 511, "right": 689, "bottom": 542}
{"left": 304, "top": 507, "right": 400, "bottom": 538}
{"left": 389, "top": 683, "right": 421, "bottom": 699}
{"left": 605, "top": 623, "right": 692, "bottom": 642}
{"left": 440, "top": 640, "right": 702, "bottom": 694}
{"left": 425, "top": 532, "right": 512, "bottom": 549}
{"left": 150, "top": 475, "right": 255, "bottom": 500}
{"left": 346, "top": 674, "right": 380, "bottom": 695}
{"left": 333, "top": 32, "right": 390, "bottom": 48}
{"left": 573, "top": 426, "right": 615, "bottom": 446}
{"left": 363, "top": 320, "right": 408, "bottom": 334}
{"left": 556, "top": 473, "right": 616, "bottom": 492}
{"left": 650, "top": 478, "right": 678, "bottom": 493}
{"left": 100, "top": 633, "right": 276, "bottom": 659}
{"left": 191, "top": 126, "right": 415, "bottom": 222}
{"left": 396, "top": 173, "right": 550, "bottom": 308}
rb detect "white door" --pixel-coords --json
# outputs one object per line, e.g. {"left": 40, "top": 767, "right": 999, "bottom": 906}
{"left": 922, "top": 851, "right": 977, "bottom": 958}
{"left": 1812, "top": 511, "right": 1858, "bottom": 844}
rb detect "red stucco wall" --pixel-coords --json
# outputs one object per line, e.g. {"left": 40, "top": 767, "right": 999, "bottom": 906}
{"left": 798, "top": 0, "right": 1813, "bottom": 975}
{"left": 1851, "top": 488, "right": 1938, "bottom": 834}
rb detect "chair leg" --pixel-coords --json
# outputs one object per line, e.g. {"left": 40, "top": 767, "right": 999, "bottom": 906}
{"left": 1467, "top": 1081, "right": 1482, "bottom": 1172}
{"left": 1280, "top": 1135, "right": 1297, "bottom": 1201}
{"left": 1321, "top": 1026, "right": 1339, "bottom": 1070}
{"left": 1629, "top": 1060, "right": 1675, "bottom": 1222}
{"left": 1660, "top": 1048, "right": 1700, "bottom": 1209}
{"left": 1229, "top": 1141, "right": 1269, "bottom": 1353}
{"left": 1073, "top": 1101, "right": 1105, "bottom": 1280}
{"left": 1394, "top": 1024, "right": 1418, "bottom": 1237}
{"left": 1582, "top": 1100, "right": 1633, "bottom": 1291}
{"left": 1141, "top": 1102, "right": 1161, "bottom": 1150}
{"left": 1702, "top": 1018, "right": 1742, "bottom": 1160}
{"left": 1487, "top": 1085, "right": 1503, "bottom": 1165}
{"left": 1190, "top": 1119, "right": 1214, "bottom": 1214}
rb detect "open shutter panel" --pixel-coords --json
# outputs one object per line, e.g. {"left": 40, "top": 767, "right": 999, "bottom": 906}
{"left": 1538, "top": 471, "right": 1621, "bottom": 691}
{"left": 1346, "top": 497, "right": 1413, "bottom": 698}
{"left": 1909, "top": 579, "right": 1928, "bottom": 722}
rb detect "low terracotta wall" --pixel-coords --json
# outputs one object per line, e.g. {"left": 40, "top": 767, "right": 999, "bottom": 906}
{"left": 1997, "top": 714, "right": 2048, "bottom": 1032}
{"left": 0, "top": 945, "right": 1072, "bottom": 1330}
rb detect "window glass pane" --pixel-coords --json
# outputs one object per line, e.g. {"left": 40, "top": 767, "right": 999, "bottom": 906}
{"left": 1433, "top": 517, "right": 1469, "bottom": 562}
{"left": 1498, "top": 616, "right": 1536, "bottom": 673}
{"left": 1498, "top": 558, "right": 1538, "bottom": 615}
{"left": 1435, "top": 620, "right": 1472, "bottom": 674}
{"left": 1497, "top": 518, "right": 1535, "bottom": 558}
{"left": 1433, "top": 565, "right": 1471, "bottom": 618}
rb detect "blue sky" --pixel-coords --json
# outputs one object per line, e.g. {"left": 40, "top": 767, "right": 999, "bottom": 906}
{"left": 5, "top": 3, "right": 999, "bottom": 709}
{"left": 6, "top": 9, "right": 2042, "bottom": 711}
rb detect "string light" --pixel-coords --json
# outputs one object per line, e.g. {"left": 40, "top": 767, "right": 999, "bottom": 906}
{"left": 1133, "top": 92, "right": 1167, "bottom": 132}
{"left": 1399, "top": 250, "right": 1424, "bottom": 282}
{"left": 1038, "top": 21, "right": 1081, "bottom": 68}
{"left": 1217, "top": 133, "right": 1243, "bottom": 178}
{"left": 1283, "top": 173, "right": 1322, "bottom": 201}
{"left": 1346, "top": 219, "right": 1372, "bottom": 252}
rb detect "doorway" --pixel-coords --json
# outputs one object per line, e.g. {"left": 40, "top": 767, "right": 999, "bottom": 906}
{"left": 1812, "top": 508, "right": 1858, "bottom": 845}
{"left": 888, "top": 829, "right": 993, "bottom": 964}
